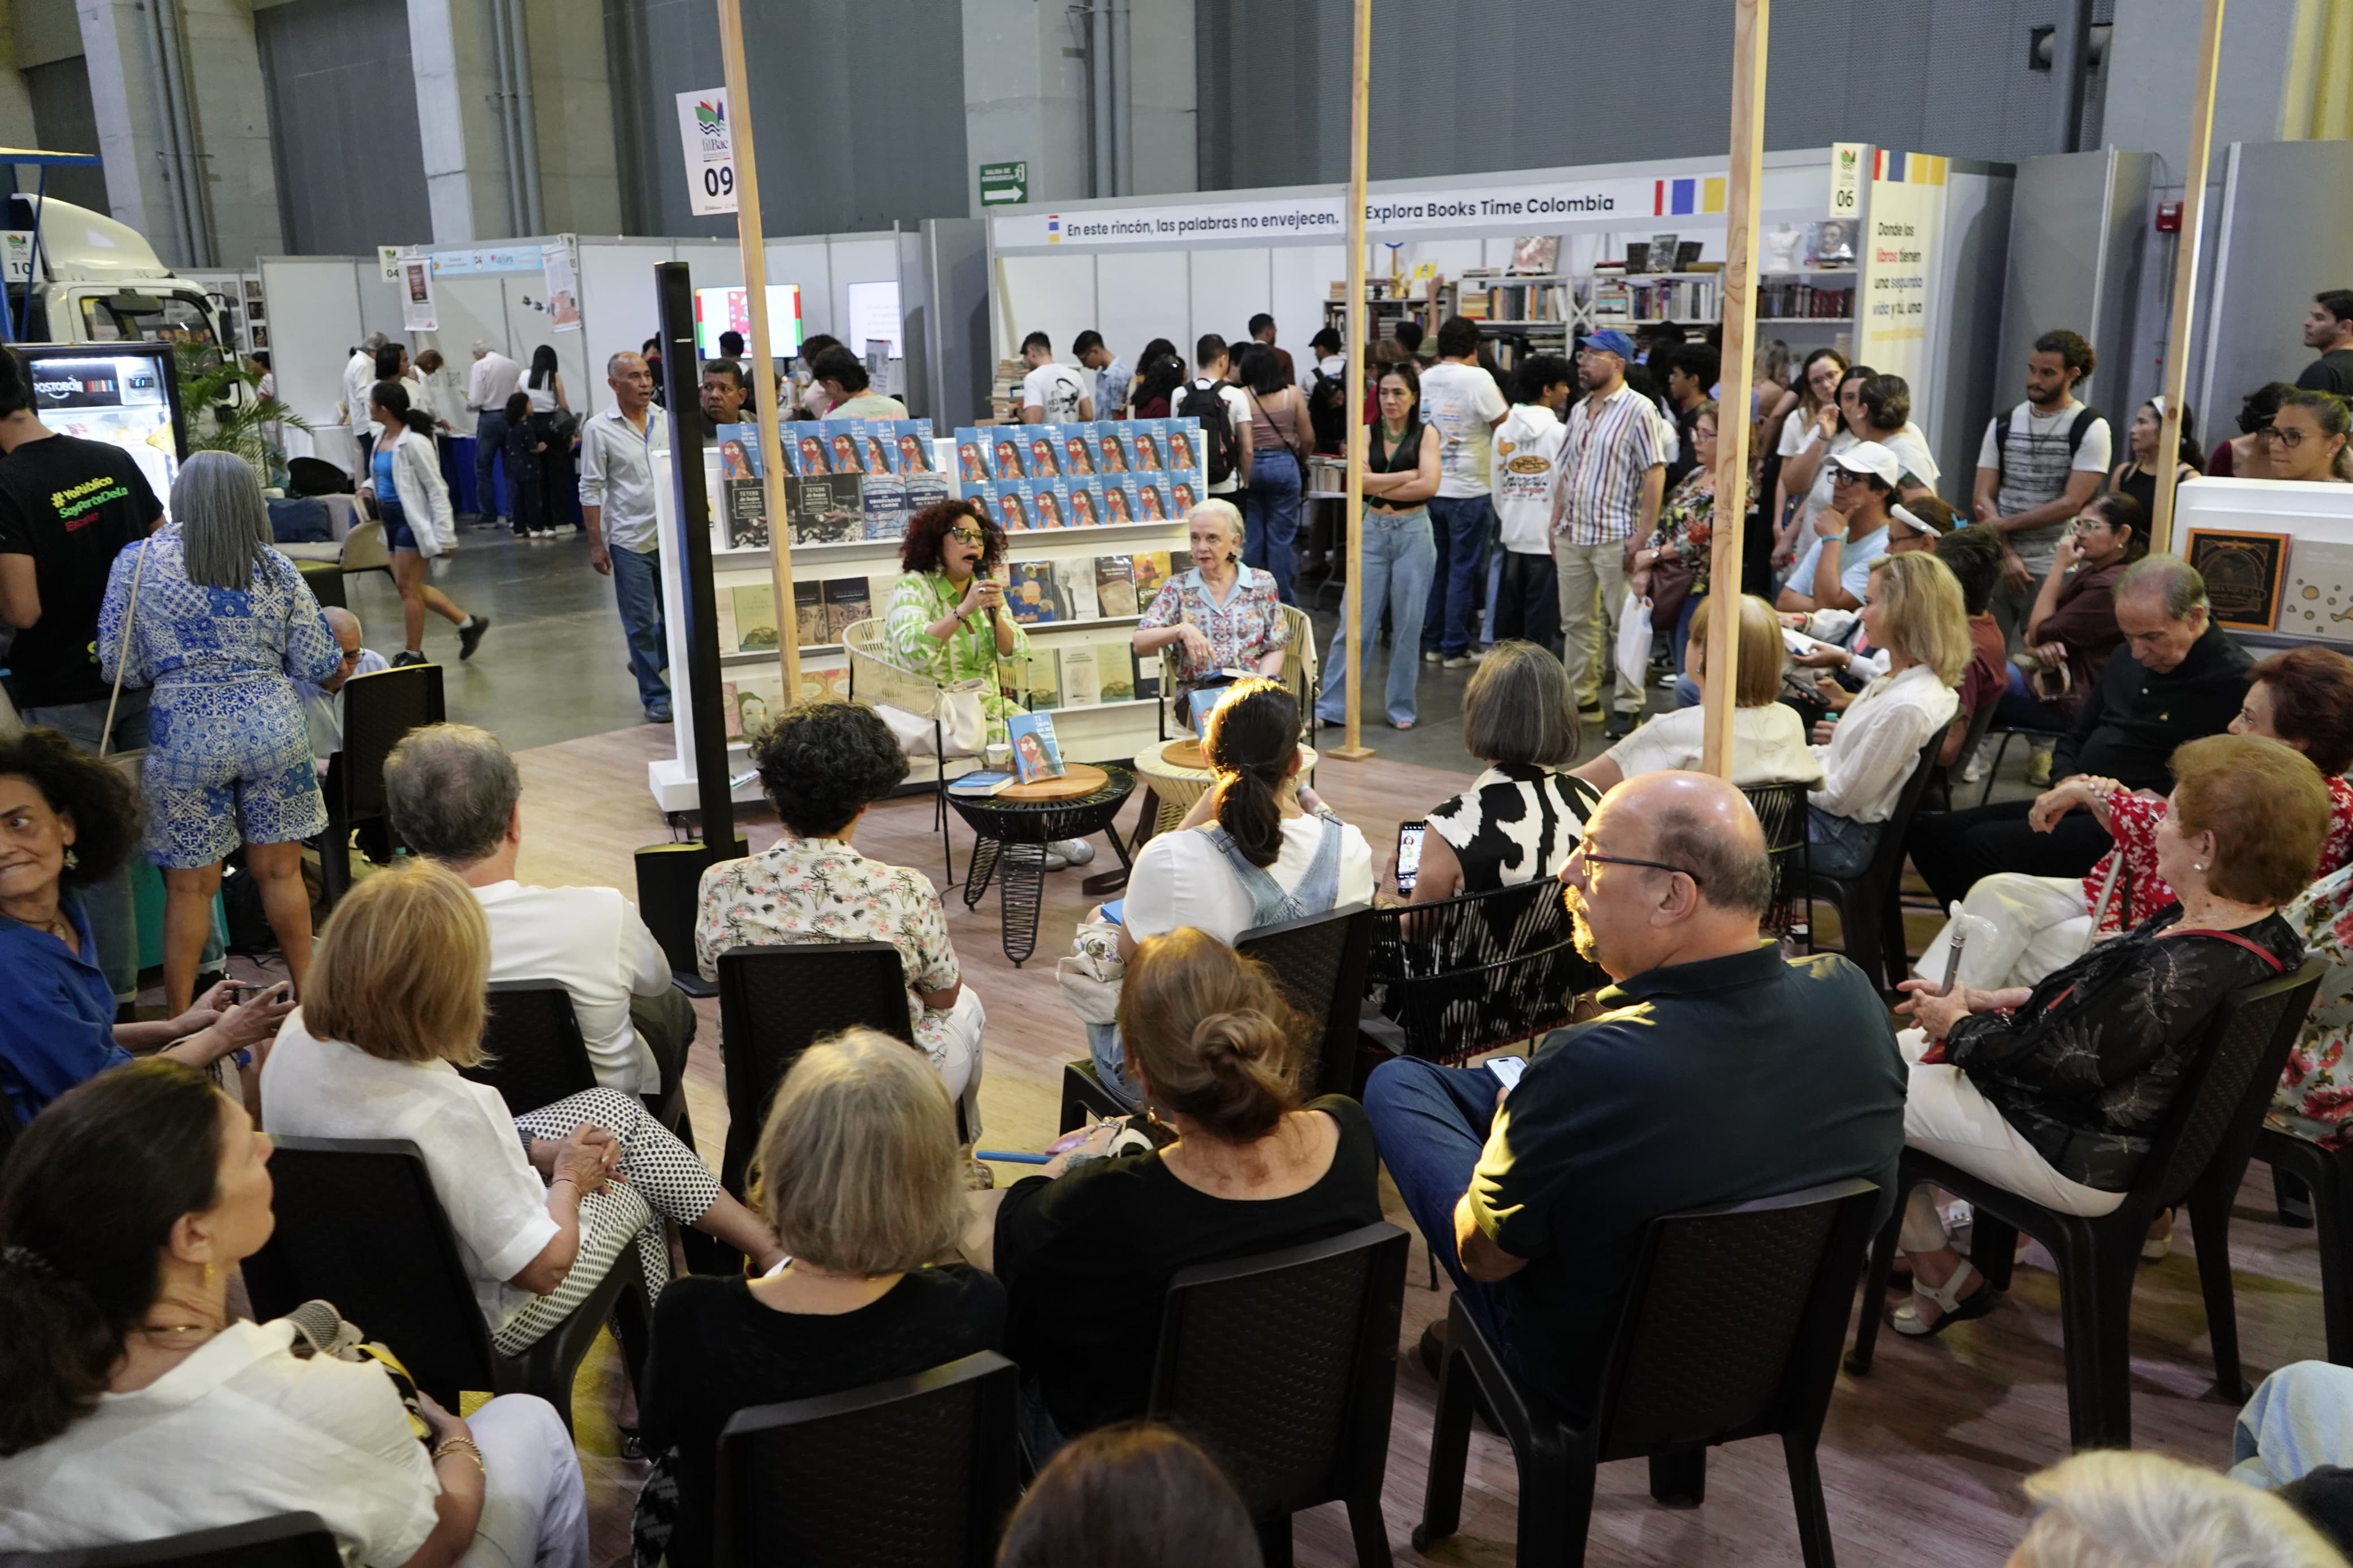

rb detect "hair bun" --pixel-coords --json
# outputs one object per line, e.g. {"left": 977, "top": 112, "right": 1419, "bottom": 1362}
{"left": 1190, "top": 1009, "right": 1278, "bottom": 1069}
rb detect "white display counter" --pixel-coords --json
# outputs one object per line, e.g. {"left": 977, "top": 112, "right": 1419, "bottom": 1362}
{"left": 2173, "top": 476, "right": 2353, "bottom": 649}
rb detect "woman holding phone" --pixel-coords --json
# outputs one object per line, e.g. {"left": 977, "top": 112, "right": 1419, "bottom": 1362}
{"left": 884, "top": 499, "right": 1029, "bottom": 746}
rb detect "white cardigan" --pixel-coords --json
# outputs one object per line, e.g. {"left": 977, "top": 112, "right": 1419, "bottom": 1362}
{"left": 368, "top": 426, "right": 457, "bottom": 558}
{"left": 1808, "top": 663, "right": 1958, "bottom": 823}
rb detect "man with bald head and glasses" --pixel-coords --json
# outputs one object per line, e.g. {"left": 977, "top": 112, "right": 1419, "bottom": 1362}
{"left": 1363, "top": 770, "right": 1907, "bottom": 1420}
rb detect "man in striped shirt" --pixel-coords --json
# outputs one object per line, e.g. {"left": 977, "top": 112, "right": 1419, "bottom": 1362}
{"left": 1551, "top": 330, "right": 1669, "bottom": 736}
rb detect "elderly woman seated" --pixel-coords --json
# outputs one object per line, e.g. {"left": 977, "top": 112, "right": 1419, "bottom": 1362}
{"left": 1414, "top": 641, "right": 1597, "bottom": 904}
{"left": 1917, "top": 646, "right": 2353, "bottom": 995}
{"left": 695, "top": 700, "right": 988, "bottom": 1148}
{"left": 0, "top": 1061, "right": 589, "bottom": 1566}
{"left": 1885, "top": 733, "right": 2326, "bottom": 1335}
{"left": 1132, "top": 498, "right": 1291, "bottom": 732}
{"left": 635, "top": 1029, "right": 1003, "bottom": 1568}
{"left": 0, "top": 729, "right": 291, "bottom": 1124}
{"left": 1574, "top": 595, "right": 1821, "bottom": 792}
{"left": 998, "top": 929, "right": 1384, "bottom": 1461}
{"left": 262, "top": 861, "right": 782, "bottom": 1355}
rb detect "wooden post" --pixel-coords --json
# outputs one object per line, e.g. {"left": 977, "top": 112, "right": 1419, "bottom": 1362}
{"left": 2149, "top": 0, "right": 2226, "bottom": 556}
{"left": 716, "top": 0, "right": 801, "bottom": 700}
{"left": 1325, "top": 0, "right": 1374, "bottom": 763}
{"left": 1700, "top": 0, "right": 1770, "bottom": 778}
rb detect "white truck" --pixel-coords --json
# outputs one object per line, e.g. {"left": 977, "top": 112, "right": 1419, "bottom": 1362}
{"left": 3, "top": 195, "right": 234, "bottom": 351}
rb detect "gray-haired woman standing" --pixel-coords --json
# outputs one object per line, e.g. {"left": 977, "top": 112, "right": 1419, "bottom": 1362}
{"left": 98, "top": 452, "right": 342, "bottom": 1016}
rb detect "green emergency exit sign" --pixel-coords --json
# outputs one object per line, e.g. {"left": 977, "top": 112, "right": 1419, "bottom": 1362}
{"left": 979, "top": 161, "right": 1028, "bottom": 206}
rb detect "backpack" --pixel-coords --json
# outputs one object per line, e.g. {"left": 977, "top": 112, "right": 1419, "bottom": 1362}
{"left": 1178, "top": 378, "right": 1238, "bottom": 485}
{"left": 1308, "top": 368, "right": 1348, "bottom": 453}
{"left": 1994, "top": 401, "right": 2102, "bottom": 493}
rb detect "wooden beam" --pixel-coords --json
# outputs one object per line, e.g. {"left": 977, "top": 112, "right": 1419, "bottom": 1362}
{"left": 2149, "top": 0, "right": 2226, "bottom": 555}
{"left": 1701, "top": 0, "right": 1769, "bottom": 778}
{"left": 716, "top": 0, "right": 801, "bottom": 700}
{"left": 1326, "top": 0, "right": 1374, "bottom": 763}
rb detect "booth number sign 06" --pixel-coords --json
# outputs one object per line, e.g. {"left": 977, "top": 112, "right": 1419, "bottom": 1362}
{"left": 676, "top": 88, "right": 738, "bottom": 216}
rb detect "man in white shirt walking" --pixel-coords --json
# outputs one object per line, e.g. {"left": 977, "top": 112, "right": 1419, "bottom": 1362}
{"left": 383, "top": 722, "right": 697, "bottom": 1109}
{"left": 1419, "top": 316, "right": 1509, "bottom": 666}
{"left": 339, "top": 334, "right": 386, "bottom": 429}
{"left": 1018, "top": 331, "right": 1093, "bottom": 424}
{"left": 467, "top": 340, "right": 523, "bottom": 525}
{"left": 1552, "top": 329, "right": 1669, "bottom": 737}
{"left": 1972, "top": 329, "right": 2110, "bottom": 645}
{"left": 580, "top": 352, "right": 673, "bottom": 724}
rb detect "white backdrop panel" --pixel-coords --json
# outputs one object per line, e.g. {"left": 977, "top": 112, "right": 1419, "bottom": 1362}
{"left": 994, "top": 253, "right": 1098, "bottom": 366}
{"left": 1091, "top": 249, "right": 1190, "bottom": 374}
{"left": 827, "top": 236, "right": 900, "bottom": 353}
{"left": 257, "top": 257, "right": 367, "bottom": 424}
{"left": 1187, "top": 248, "right": 1271, "bottom": 355}
{"left": 1269, "top": 245, "right": 1344, "bottom": 369}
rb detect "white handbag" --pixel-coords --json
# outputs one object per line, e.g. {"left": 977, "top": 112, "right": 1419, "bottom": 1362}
{"left": 1613, "top": 586, "right": 1653, "bottom": 694}
{"left": 878, "top": 676, "right": 991, "bottom": 759}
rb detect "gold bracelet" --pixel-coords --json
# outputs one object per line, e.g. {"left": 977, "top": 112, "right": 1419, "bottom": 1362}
{"left": 432, "top": 1437, "right": 486, "bottom": 1474}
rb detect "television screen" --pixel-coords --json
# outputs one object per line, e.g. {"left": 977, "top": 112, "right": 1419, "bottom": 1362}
{"left": 693, "top": 284, "right": 803, "bottom": 360}
{"left": 15, "top": 344, "right": 183, "bottom": 502}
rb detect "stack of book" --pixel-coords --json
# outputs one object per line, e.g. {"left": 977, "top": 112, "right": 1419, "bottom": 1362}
{"left": 715, "top": 573, "right": 894, "bottom": 653}
{"left": 714, "top": 419, "right": 948, "bottom": 550}
{"left": 1757, "top": 279, "right": 1856, "bottom": 320}
{"left": 1003, "top": 550, "right": 1174, "bottom": 625}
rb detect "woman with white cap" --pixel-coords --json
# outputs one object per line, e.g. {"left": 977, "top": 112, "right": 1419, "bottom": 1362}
{"left": 1775, "top": 440, "right": 1907, "bottom": 616}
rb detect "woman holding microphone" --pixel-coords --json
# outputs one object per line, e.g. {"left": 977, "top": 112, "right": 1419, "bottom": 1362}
{"left": 884, "top": 499, "right": 1029, "bottom": 744}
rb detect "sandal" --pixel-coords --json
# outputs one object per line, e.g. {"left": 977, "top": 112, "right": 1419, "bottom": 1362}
{"left": 1889, "top": 1259, "right": 1998, "bottom": 1338}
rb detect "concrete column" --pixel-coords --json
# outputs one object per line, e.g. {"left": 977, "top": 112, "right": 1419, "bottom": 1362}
{"left": 182, "top": 0, "right": 281, "bottom": 267}
{"left": 961, "top": 0, "right": 1089, "bottom": 216}
{"left": 408, "top": 0, "right": 510, "bottom": 244}
{"left": 520, "top": 0, "right": 618, "bottom": 235}
{"left": 0, "top": 7, "right": 47, "bottom": 158}
{"left": 74, "top": 0, "right": 179, "bottom": 253}
{"left": 1128, "top": 0, "right": 1195, "bottom": 196}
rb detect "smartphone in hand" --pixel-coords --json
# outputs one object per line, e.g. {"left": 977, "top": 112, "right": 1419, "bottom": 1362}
{"left": 1486, "top": 1055, "right": 1527, "bottom": 1091}
{"left": 1395, "top": 820, "right": 1427, "bottom": 896}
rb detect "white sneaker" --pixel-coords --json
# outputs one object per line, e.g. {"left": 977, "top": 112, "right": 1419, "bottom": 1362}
{"left": 1049, "top": 837, "right": 1094, "bottom": 866}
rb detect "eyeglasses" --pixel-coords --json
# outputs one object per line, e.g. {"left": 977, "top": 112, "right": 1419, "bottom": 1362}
{"left": 1567, "top": 841, "right": 1695, "bottom": 882}
{"left": 2259, "top": 425, "right": 2312, "bottom": 447}
{"left": 947, "top": 526, "right": 986, "bottom": 543}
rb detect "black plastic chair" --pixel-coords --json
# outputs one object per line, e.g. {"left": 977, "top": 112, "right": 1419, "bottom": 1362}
{"left": 1059, "top": 903, "right": 1376, "bottom": 1130}
{"left": 242, "top": 1135, "right": 646, "bottom": 1431}
{"left": 1740, "top": 779, "right": 1813, "bottom": 944}
{"left": 0, "top": 1513, "right": 341, "bottom": 1568}
{"left": 2253, "top": 1126, "right": 2353, "bottom": 1365}
{"left": 1415, "top": 1179, "right": 1881, "bottom": 1568}
{"left": 287, "top": 455, "right": 355, "bottom": 497}
{"left": 1150, "top": 1221, "right": 1408, "bottom": 1567}
{"left": 1974, "top": 719, "right": 2071, "bottom": 808}
{"left": 714, "top": 941, "right": 913, "bottom": 1196}
{"left": 318, "top": 663, "right": 445, "bottom": 908}
{"left": 459, "top": 980, "right": 599, "bottom": 1117}
{"left": 1360, "top": 879, "right": 1601, "bottom": 1064}
{"left": 1808, "top": 731, "right": 1942, "bottom": 993}
{"left": 713, "top": 1351, "right": 1019, "bottom": 1568}
{"left": 1848, "top": 960, "right": 2324, "bottom": 1450}
{"left": 1934, "top": 698, "right": 2001, "bottom": 811}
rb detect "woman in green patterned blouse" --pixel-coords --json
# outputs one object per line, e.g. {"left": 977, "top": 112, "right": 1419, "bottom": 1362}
{"left": 885, "top": 498, "right": 1031, "bottom": 738}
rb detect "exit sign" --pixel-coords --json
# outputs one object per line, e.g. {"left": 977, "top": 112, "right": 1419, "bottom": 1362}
{"left": 979, "top": 161, "right": 1028, "bottom": 206}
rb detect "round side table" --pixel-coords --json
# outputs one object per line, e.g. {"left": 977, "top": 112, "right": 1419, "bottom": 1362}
{"left": 1131, "top": 738, "right": 1321, "bottom": 837}
{"left": 946, "top": 763, "right": 1136, "bottom": 966}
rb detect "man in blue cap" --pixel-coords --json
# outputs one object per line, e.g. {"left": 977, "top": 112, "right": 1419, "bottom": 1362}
{"left": 1549, "top": 329, "right": 1671, "bottom": 736}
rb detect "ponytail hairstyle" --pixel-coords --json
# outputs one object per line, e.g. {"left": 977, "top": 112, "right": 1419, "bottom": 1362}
{"left": 370, "top": 378, "right": 434, "bottom": 440}
{"left": 1200, "top": 677, "right": 1301, "bottom": 869}
{"left": 0, "top": 1059, "right": 226, "bottom": 1457}
{"left": 1119, "top": 928, "right": 1304, "bottom": 1143}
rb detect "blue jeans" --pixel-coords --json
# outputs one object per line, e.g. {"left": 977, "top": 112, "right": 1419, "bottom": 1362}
{"left": 609, "top": 545, "right": 671, "bottom": 712}
{"left": 473, "top": 409, "right": 509, "bottom": 520}
{"left": 1668, "top": 594, "right": 1700, "bottom": 673}
{"left": 1422, "top": 495, "right": 1493, "bottom": 657}
{"left": 1318, "top": 506, "right": 1436, "bottom": 727}
{"left": 2233, "top": 1360, "right": 2353, "bottom": 1490}
{"left": 1807, "top": 804, "right": 1881, "bottom": 878}
{"left": 1087, "top": 1020, "right": 1144, "bottom": 1109}
{"left": 23, "top": 693, "right": 221, "bottom": 999}
{"left": 1360, "top": 1057, "right": 1522, "bottom": 1373}
{"left": 1240, "top": 449, "right": 1303, "bottom": 605}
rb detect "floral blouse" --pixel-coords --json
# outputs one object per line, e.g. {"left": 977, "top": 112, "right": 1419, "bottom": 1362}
{"left": 1945, "top": 907, "right": 2303, "bottom": 1190}
{"left": 884, "top": 570, "right": 1031, "bottom": 728}
{"left": 1135, "top": 565, "right": 1291, "bottom": 704}
{"left": 1644, "top": 469, "right": 1716, "bottom": 598}
{"left": 693, "top": 836, "right": 963, "bottom": 1068}
{"left": 2276, "top": 862, "right": 2353, "bottom": 1147}
{"left": 2083, "top": 777, "right": 2353, "bottom": 934}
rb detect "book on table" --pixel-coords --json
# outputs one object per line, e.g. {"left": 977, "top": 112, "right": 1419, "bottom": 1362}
{"left": 1006, "top": 710, "right": 1066, "bottom": 782}
{"left": 947, "top": 770, "right": 1018, "bottom": 797}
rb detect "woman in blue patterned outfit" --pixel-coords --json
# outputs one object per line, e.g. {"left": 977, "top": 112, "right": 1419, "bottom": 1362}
{"left": 99, "top": 452, "right": 342, "bottom": 1016}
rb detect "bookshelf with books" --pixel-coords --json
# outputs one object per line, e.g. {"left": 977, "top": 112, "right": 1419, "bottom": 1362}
{"left": 648, "top": 420, "right": 1194, "bottom": 811}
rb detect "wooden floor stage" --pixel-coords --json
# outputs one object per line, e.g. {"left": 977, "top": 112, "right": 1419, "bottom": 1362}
{"left": 505, "top": 724, "right": 2333, "bottom": 1568}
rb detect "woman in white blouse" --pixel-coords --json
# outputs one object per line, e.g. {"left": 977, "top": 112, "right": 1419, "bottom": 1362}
{"left": 265, "top": 861, "right": 783, "bottom": 1359}
{"left": 0, "top": 1059, "right": 589, "bottom": 1568}
{"left": 1804, "top": 551, "right": 1967, "bottom": 876}
{"left": 1575, "top": 594, "right": 1822, "bottom": 791}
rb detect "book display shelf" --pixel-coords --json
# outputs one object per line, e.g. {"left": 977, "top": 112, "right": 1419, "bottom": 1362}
{"left": 648, "top": 421, "right": 1196, "bottom": 812}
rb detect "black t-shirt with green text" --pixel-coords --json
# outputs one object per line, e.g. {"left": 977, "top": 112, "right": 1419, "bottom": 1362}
{"left": 0, "top": 433, "right": 163, "bottom": 707}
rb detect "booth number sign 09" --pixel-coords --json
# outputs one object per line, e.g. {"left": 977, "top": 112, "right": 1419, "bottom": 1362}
{"left": 677, "top": 88, "right": 739, "bottom": 215}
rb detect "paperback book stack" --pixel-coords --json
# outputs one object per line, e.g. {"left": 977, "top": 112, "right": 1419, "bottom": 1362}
{"left": 714, "top": 418, "right": 947, "bottom": 549}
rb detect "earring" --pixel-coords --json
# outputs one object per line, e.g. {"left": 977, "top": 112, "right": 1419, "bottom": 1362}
{"left": 202, "top": 1260, "right": 216, "bottom": 1289}
{"left": 62, "top": 849, "right": 78, "bottom": 871}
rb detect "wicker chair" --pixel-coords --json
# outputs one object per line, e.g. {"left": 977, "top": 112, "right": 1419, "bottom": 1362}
{"left": 1361, "top": 879, "right": 1602, "bottom": 1064}
{"left": 1152, "top": 601, "right": 1319, "bottom": 746}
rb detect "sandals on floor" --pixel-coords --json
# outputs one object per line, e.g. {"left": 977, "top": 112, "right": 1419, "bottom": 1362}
{"left": 1889, "top": 1258, "right": 1999, "bottom": 1338}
